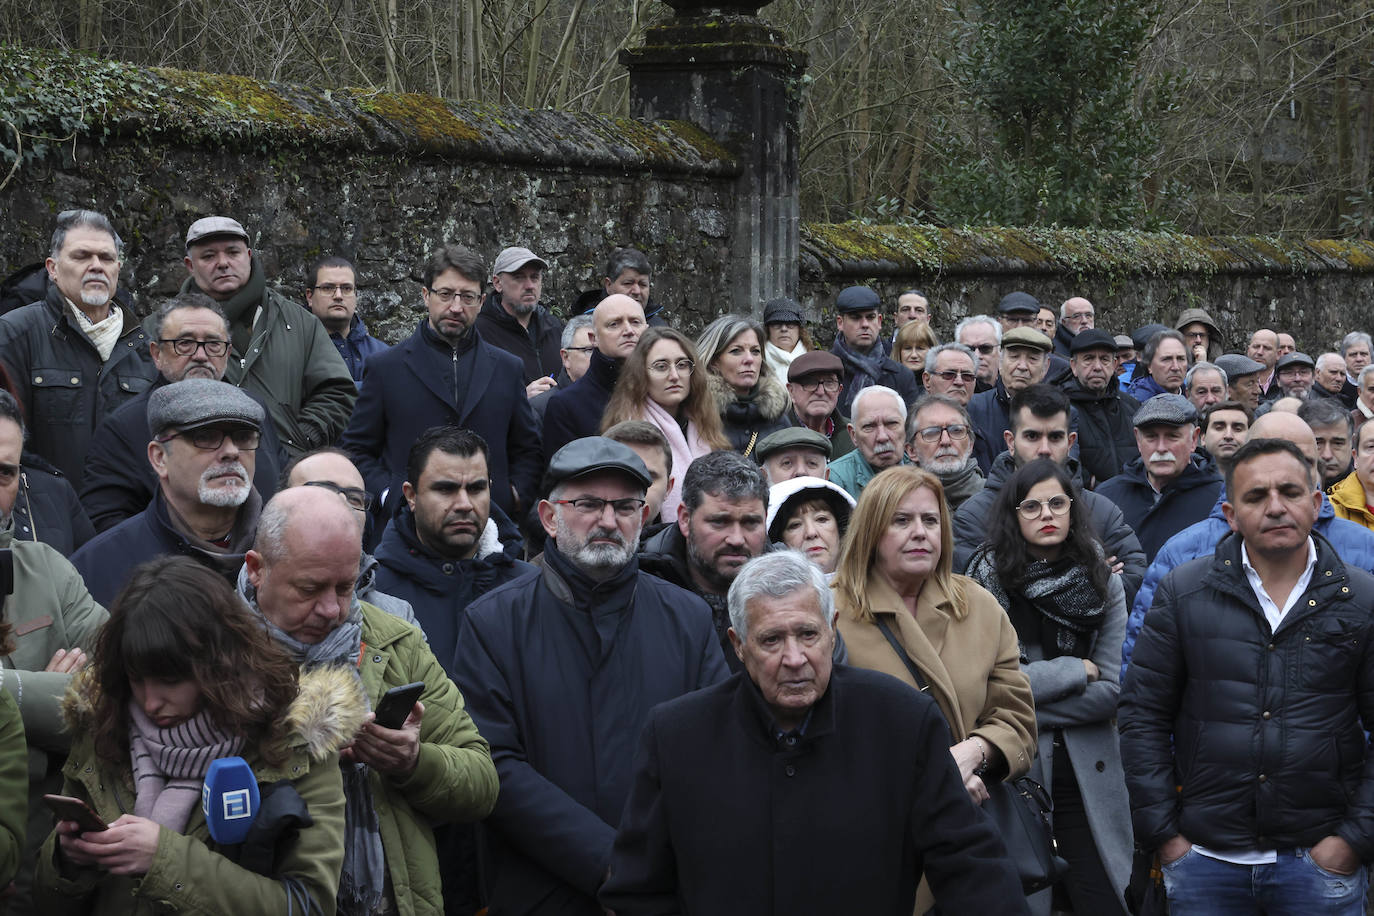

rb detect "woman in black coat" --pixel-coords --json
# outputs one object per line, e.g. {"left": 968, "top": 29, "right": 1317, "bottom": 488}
{"left": 695, "top": 314, "right": 791, "bottom": 458}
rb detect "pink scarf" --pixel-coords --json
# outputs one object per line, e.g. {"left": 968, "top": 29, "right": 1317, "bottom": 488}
{"left": 642, "top": 399, "right": 713, "bottom": 523}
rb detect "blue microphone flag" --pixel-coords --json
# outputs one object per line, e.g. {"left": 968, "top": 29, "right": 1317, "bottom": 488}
{"left": 202, "top": 756, "right": 260, "bottom": 845}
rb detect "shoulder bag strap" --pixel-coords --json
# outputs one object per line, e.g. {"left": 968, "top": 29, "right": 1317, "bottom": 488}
{"left": 874, "top": 616, "right": 931, "bottom": 693}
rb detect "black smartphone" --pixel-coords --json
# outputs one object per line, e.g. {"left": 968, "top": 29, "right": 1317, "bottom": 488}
{"left": 43, "top": 794, "right": 108, "bottom": 832}
{"left": 373, "top": 681, "right": 424, "bottom": 729}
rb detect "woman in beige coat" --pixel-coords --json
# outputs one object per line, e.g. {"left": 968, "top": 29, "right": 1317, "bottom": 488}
{"left": 834, "top": 465, "right": 1037, "bottom": 915}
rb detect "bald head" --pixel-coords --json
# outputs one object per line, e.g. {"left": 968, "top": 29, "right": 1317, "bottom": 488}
{"left": 592, "top": 293, "right": 646, "bottom": 360}
{"left": 1248, "top": 328, "right": 1278, "bottom": 371}
{"left": 253, "top": 486, "right": 360, "bottom": 565}
{"left": 1249, "top": 411, "right": 1317, "bottom": 467}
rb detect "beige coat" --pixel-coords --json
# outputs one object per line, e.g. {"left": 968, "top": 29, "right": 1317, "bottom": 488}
{"left": 837, "top": 573, "right": 1037, "bottom": 915}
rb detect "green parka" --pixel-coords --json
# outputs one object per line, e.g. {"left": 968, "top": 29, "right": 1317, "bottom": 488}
{"left": 0, "top": 689, "right": 26, "bottom": 888}
{"left": 354, "top": 603, "right": 500, "bottom": 916}
{"left": 33, "top": 664, "right": 367, "bottom": 916}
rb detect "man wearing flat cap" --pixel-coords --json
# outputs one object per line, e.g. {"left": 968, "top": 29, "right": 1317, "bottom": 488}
{"left": 71, "top": 378, "right": 267, "bottom": 604}
{"left": 1274, "top": 351, "right": 1317, "bottom": 401}
{"left": 755, "top": 426, "right": 831, "bottom": 486}
{"left": 830, "top": 285, "right": 919, "bottom": 416}
{"left": 454, "top": 437, "right": 728, "bottom": 916}
{"left": 1215, "top": 352, "right": 1266, "bottom": 411}
{"left": 967, "top": 326, "right": 1080, "bottom": 475}
{"left": 1096, "top": 394, "right": 1223, "bottom": 562}
{"left": 996, "top": 291, "right": 1073, "bottom": 385}
{"left": 1064, "top": 328, "right": 1141, "bottom": 486}
{"left": 783, "top": 350, "right": 854, "bottom": 459}
{"left": 475, "top": 246, "right": 565, "bottom": 399}
{"left": 179, "top": 215, "right": 355, "bottom": 458}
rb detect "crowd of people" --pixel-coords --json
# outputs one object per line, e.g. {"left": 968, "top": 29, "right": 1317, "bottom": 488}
{"left": 0, "top": 206, "right": 1371, "bottom": 914}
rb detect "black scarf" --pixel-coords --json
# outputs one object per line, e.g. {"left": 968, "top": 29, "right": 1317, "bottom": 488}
{"left": 966, "top": 546, "right": 1105, "bottom": 659}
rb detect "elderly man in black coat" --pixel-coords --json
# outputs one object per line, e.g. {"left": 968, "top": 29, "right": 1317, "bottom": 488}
{"left": 601, "top": 550, "right": 1026, "bottom": 916}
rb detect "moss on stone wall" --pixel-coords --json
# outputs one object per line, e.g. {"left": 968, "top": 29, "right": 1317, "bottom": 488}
{"left": 0, "top": 47, "right": 736, "bottom": 176}
{"left": 801, "top": 222, "right": 1374, "bottom": 278}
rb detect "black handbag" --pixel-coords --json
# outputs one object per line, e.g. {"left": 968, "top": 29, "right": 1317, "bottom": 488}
{"left": 875, "top": 617, "right": 1068, "bottom": 895}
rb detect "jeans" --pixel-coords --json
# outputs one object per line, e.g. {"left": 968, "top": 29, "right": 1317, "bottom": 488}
{"left": 1162, "top": 846, "right": 1368, "bottom": 915}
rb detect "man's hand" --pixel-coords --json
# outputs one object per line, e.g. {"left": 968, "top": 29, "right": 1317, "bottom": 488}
{"left": 1192, "top": 344, "right": 1208, "bottom": 363}
{"left": 1106, "top": 555, "right": 1124, "bottom": 576}
{"left": 59, "top": 815, "right": 160, "bottom": 876}
{"left": 45, "top": 648, "right": 88, "bottom": 674}
{"left": 526, "top": 377, "right": 556, "bottom": 399}
{"left": 1159, "top": 834, "right": 1192, "bottom": 865}
{"left": 341, "top": 701, "right": 424, "bottom": 776}
{"left": 1310, "top": 835, "right": 1361, "bottom": 875}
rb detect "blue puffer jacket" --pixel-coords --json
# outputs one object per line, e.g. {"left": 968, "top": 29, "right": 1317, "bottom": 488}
{"left": 1120, "top": 487, "right": 1374, "bottom": 679}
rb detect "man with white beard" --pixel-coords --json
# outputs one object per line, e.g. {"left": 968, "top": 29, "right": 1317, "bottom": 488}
{"left": 72, "top": 378, "right": 264, "bottom": 604}
{"left": 904, "top": 394, "right": 985, "bottom": 511}
{"left": 0, "top": 209, "right": 157, "bottom": 483}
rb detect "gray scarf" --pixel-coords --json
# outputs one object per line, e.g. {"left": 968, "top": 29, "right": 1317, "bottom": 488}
{"left": 933, "top": 458, "right": 985, "bottom": 509}
{"left": 832, "top": 336, "right": 886, "bottom": 399}
{"left": 237, "top": 568, "right": 386, "bottom": 915}
{"left": 128, "top": 703, "right": 243, "bottom": 833}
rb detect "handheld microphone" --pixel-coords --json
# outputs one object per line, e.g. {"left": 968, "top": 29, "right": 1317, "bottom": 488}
{"left": 202, "top": 756, "right": 260, "bottom": 845}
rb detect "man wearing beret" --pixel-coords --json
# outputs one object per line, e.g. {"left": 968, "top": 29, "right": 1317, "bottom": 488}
{"left": 454, "top": 437, "right": 728, "bottom": 916}
{"left": 755, "top": 426, "right": 831, "bottom": 486}
{"left": 783, "top": 351, "right": 854, "bottom": 459}
{"left": 71, "top": 378, "right": 266, "bottom": 604}
{"left": 830, "top": 285, "right": 919, "bottom": 416}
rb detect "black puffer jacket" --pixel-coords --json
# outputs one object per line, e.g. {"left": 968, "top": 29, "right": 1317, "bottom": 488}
{"left": 1120, "top": 532, "right": 1374, "bottom": 859}
{"left": 1063, "top": 376, "right": 1140, "bottom": 487}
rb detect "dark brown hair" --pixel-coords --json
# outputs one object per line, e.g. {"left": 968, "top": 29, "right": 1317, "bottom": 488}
{"left": 89, "top": 556, "right": 300, "bottom": 767}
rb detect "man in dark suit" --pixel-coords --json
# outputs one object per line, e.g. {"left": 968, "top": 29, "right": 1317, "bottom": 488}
{"left": 341, "top": 244, "right": 540, "bottom": 524}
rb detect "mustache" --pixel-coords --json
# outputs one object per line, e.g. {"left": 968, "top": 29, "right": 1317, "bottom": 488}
{"left": 1147, "top": 451, "right": 1177, "bottom": 463}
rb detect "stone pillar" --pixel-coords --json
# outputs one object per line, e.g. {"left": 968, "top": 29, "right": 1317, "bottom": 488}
{"left": 622, "top": 1, "right": 806, "bottom": 311}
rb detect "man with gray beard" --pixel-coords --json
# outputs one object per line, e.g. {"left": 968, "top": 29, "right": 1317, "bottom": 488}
{"left": 454, "top": 437, "right": 727, "bottom": 916}
{"left": 71, "top": 378, "right": 264, "bottom": 604}
{"left": 904, "top": 393, "right": 984, "bottom": 510}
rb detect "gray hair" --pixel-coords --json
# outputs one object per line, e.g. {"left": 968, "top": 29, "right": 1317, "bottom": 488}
{"left": 1185, "top": 361, "right": 1227, "bottom": 390}
{"left": 696, "top": 314, "right": 768, "bottom": 379}
{"left": 152, "top": 292, "right": 229, "bottom": 339}
{"left": 561, "top": 314, "right": 594, "bottom": 349}
{"left": 727, "top": 551, "right": 835, "bottom": 642}
{"left": 0, "top": 390, "right": 24, "bottom": 436}
{"left": 907, "top": 393, "right": 971, "bottom": 442}
{"left": 1298, "top": 395, "right": 1354, "bottom": 437}
{"left": 681, "top": 450, "right": 767, "bottom": 513}
{"left": 1361, "top": 365, "right": 1374, "bottom": 387}
{"left": 923, "top": 342, "right": 977, "bottom": 374}
{"left": 955, "top": 314, "right": 1002, "bottom": 346}
{"left": 1317, "top": 352, "right": 1345, "bottom": 373}
{"left": 50, "top": 209, "right": 123, "bottom": 260}
{"left": 253, "top": 497, "right": 292, "bottom": 563}
{"left": 851, "top": 385, "right": 907, "bottom": 422}
{"left": 604, "top": 247, "right": 652, "bottom": 280}
{"left": 1342, "top": 332, "right": 1372, "bottom": 358}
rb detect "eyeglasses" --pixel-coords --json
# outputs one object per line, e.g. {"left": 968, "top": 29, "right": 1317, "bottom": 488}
{"left": 914, "top": 424, "right": 970, "bottom": 442}
{"left": 155, "top": 427, "right": 260, "bottom": 451}
{"left": 427, "top": 288, "right": 480, "bottom": 305}
{"left": 158, "top": 337, "right": 230, "bottom": 358}
{"left": 648, "top": 358, "right": 695, "bottom": 377}
{"left": 1016, "top": 495, "right": 1072, "bottom": 519}
{"left": 564, "top": 346, "right": 596, "bottom": 355}
{"left": 554, "top": 497, "right": 646, "bottom": 517}
{"left": 931, "top": 369, "right": 977, "bottom": 383}
{"left": 313, "top": 283, "right": 356, "bottom": 296}
{"left": 303, "top": 479, "right": 373, "bottom": 511}
{"left": 968, "top": 343, "right": 998, "bottom": 355}
{"left": 797, "top": 377, "right": 841, "bottom": 393}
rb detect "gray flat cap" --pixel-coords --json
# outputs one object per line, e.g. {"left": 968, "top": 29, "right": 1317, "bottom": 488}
{"left": 1133, "top": 393, "right": 1197, "bottom": 428}
{"left": 1002, "top": 327, "right": 1052, "bottom": 352}
{"left": 491, "top": 246, "right": 548, "bottom": 275}
{"left": 1276, "top": 351, "right": 1315, "bottom": 371}
{"left": 1214, "top": 353, "right": 1265, "bottom": 380}
{"left": 185, "top": 216, "right": 249, "bottom": 248}
{"left": 545, "top": 436, "right": 651, "bottom": 490}
{"left": 1114, "top": 334, "right": 1135, "bottom": 350}
{"left": 147, "top": 378, "right": 264, "bottom": 435}
{"left": 755, "top": 427, "right": 833, "bottom": 463}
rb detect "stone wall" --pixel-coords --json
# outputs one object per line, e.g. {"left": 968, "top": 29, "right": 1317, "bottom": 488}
{"left": 800, "top": 223, "right": 1374, "bottom": 354}
{"left": 0, "top": 50, "right": 740, "bottom": 342}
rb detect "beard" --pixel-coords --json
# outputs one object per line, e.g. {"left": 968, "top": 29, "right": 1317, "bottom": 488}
{"left": 198, "top": 462, "right": 251, "bottom": 507}
{"left": 925, "top": 451, "right": 967, "bottom": 475}
{"left": 555, "top": 512, "right": 637, "bottom": 579}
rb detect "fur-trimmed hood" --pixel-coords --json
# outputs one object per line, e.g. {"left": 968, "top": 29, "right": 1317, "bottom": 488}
{"left": 707, "top": 369, "right": 791, "bottom": 422}
{"left": 61, "top": 664, "right": 369, "bottom": 763}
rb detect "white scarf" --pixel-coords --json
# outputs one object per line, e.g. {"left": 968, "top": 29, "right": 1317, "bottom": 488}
{"left": 66, "top": 298, "right": 122, "bottom": 362}
{"left": 765, "top": 340, "right": 806, "bottom": 388}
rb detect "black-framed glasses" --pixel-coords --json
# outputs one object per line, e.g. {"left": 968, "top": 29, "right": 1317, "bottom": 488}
{"left": 648, "top": 358, "right": 695, "bottom": 377}
{"left": 158, "top": 337, "right": 229, "bottom": 358}
{"left": 554, "top": 497, "right": 646, "bottom": 517}
{"left": 313, "top": 283, "right": 356, "bottom": 296}
{"left": 426, "top": 288, "right": 480, "bottom": 305}
{"left": 797, "top": 377, "right": 840, "bottom": 393}
{"left": 563, "top": 345, "right": 596, "bottom": 355}
{"left": 155, "top": 427, "right": 260, "bottom": 451}
{"left": 1016, "top": 495, "right": 1072, "bottom": 519}
{"left": 303, "top": 480, "right": 373, "bottom": 511}
{"left": 914, "top": 424, "right": 970, "bottom": 442}
{"left": 931, "top": 369, "right": 977, "bottom": 383}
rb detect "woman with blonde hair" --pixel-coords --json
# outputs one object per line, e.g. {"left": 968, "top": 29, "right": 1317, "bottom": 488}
{"left": 833, "top": 464, "right": 1037, "bottom": 914}
{"left": 696, "top": 314, "right": 792, "bottom": 457}
{"left": 602, "top": 327, "right": 729, "bottom": 521}
{"left": 895, "top": 320, "right": 938, "bottom": 390}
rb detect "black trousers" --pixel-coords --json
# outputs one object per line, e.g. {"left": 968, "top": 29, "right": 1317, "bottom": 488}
{"left": 1052, "top": 737, "right": 1127, "bottom": 914}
